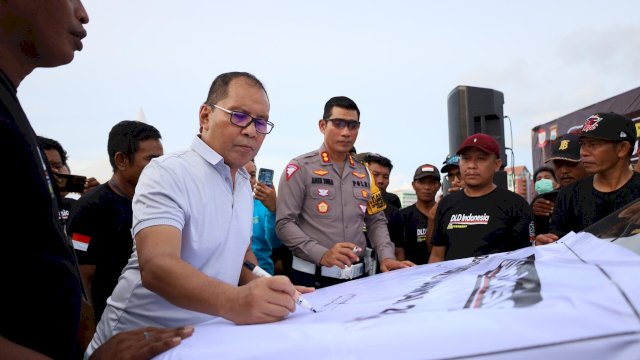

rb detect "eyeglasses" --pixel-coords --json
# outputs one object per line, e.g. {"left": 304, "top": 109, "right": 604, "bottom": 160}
{"left": 210, "top": 104, "right": 274, "bottom": 134}
{"left": 325, "top": 118, "right": 360, "bottom": 131}
{"left": 445, "top": 173, "right": 462, "bottom": 182}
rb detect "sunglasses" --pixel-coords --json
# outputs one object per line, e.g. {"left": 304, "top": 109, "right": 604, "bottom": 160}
{"left": 445, "top": 173, "right": 462, "bottom": 182}
{"left": 210, "top": 104, "right": 274, "bottom": 134}
{"left": 325, "top": 118, "right": 360, "bottom": 131}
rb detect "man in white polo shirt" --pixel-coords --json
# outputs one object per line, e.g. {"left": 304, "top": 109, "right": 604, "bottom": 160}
{"left": 88, "top": 72, "right": 310, "bottom": 356}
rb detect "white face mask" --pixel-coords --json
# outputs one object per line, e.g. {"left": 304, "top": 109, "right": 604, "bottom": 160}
{"left": 535, "top": 178, "right": 555, "bottom": 194}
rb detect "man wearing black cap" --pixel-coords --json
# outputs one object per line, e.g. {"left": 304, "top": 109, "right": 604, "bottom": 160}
{"left": 429, "top": 133, "right": 533, "bottom": 263}
{"left": 400, "top": 164, "right": 441, "bottom": 264}
{"left": 531, "top": 133, "right": 588, "bottom": 234}
{"left": 536, "top": 112, "right": 640, "bottom": 244}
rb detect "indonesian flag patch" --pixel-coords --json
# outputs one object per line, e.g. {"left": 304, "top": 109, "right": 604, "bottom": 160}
{"left": 72, "top": 233, "right": 91, "bottom": 252}
{"left": 285, "top": 164, "right": 299, "bottom": 181}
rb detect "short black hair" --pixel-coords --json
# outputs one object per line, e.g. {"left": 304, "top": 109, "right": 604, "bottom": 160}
{"left": 323, "top": 96, "right": 360, "bottom": 120}
{"left": 365, "top": 153, "right": 393, "bottom": 171}
{"left": 204, "top": 72, "right": 268, "bottom": 105}
{"left": 107, "top": 120, "right": 162, "bottom": 172}
{"left": 37, "top": 136, "right": 68, "bottom": 167}
{"left": 533, "top": 166, "right": 556, "bottom": 182}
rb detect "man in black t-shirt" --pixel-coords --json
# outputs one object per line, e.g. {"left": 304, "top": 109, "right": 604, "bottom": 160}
{"left": 0, "top": 4, "right": 191, "bottom": 359}
{"left": 401, "top": 164, "right": 441, "bottom": 264}
{"left": 536, "top": 112, "right": 640, "bottom": 244}
{"left": 429, "top": 134, "right": 533, "bottom": 262}
{"left": 69, "top": 121, "right": 163, "bottom": 324}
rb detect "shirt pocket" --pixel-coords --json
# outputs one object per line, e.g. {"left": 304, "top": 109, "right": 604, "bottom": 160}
{"left": 352, "top": 187, "right": 370, "bottom": 213}
{"left": 308, "top": 185, "right": 336, "bottom": 219}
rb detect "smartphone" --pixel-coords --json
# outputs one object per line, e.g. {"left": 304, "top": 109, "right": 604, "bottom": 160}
{"left": 55, "top": 173, "right": 87, "bottom": 193}
{"left": 541, "top": 190, "right": 559, "bottom": 202}
{"left": 258, "top": 168, "right": 274, "bottom": 187}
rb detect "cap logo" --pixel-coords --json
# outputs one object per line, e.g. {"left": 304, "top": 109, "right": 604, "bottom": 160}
{"left": 559, "top": 140, "right": 570, "bottom": 150}
{"left": 473, "top": 138, "right": 478, "bottom": 143}
{"left": 620, "top": 132, "right": 627, "bottom": 138}
{"left": 421, "top": 166, "right": 434, "bottom": 172}
{"left": 582, "top": 115, "right": 603, "bottom": 132}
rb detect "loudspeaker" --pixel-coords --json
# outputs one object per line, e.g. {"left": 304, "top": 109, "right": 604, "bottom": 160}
{"left": 447, "top": 85, "right": 507, "bottom": 189}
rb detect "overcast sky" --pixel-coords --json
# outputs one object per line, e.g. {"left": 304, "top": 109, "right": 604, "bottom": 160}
{"left": 20, "top": 0, "right": 640, "bottom": 190}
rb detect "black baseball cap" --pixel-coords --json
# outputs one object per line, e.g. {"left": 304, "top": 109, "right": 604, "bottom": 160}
{"left": 413, "top": 164, "right": 440, "bottom": 181}
{"left": 545, "top": 133, "right": 581, "bottom": 163}
{"left": 580, "top": 112, "right": 637, "bottom": 144}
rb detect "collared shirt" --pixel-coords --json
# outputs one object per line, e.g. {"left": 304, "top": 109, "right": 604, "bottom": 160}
{"left": 276, "top": 144, "right": 395, "bottom": 265}
{"left": 90, "top": 136, "right": 252, "bottom": 349}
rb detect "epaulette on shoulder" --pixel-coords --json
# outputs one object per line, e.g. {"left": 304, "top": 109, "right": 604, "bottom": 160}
{"left": 299, "top": 150, "right": 318, "bottom": 159}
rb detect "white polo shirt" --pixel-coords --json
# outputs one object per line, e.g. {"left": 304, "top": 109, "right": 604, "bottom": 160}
{"left": 87, "top": 136, "right": 252, "bottom": 355}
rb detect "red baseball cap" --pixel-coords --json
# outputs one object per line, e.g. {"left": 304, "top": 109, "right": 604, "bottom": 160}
{"left": 456, "top": 133, "right": 501, "bottom": 158}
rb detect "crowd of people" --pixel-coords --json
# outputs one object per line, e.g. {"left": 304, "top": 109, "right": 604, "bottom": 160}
{"left": 2, "top": 1, "right": 639, "bottom": 359}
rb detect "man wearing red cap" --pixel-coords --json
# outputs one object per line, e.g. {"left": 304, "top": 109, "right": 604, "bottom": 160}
{"left": 429, "top": 133, "right": 534, "bottom": 263}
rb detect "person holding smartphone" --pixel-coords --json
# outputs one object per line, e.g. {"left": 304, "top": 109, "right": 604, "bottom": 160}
{"left": 244, "top": 159, "right": 283, "bottom": 275}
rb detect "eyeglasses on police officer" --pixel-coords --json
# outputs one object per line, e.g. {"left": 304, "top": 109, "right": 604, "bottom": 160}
{"left": 324, "top": 118, "right": 360, "bottom": 131}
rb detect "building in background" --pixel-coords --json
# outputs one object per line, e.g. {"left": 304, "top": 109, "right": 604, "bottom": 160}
{"left": 505, "top": 165, "right": 533, "bottom": 202}
{"left": 389, "top": 190, "right": 417, "bottom": 208}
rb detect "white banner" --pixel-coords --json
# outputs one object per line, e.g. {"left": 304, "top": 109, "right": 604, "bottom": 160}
{"left": 156, "top": 232, "right": 640, "bottom": 360}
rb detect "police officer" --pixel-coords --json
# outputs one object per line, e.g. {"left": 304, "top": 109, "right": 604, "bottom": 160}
{"left": 276, "top": 96, "right": 413, "bottom": 288}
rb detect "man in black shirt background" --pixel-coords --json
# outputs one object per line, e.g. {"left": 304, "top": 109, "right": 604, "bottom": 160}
{"left": 536, "top": 112, "right": 640, "bottom": 245}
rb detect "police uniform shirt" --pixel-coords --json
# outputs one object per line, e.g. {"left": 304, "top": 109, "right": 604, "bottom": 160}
{"left": 276, "top": 144, "right": 395, "bottom": 265}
